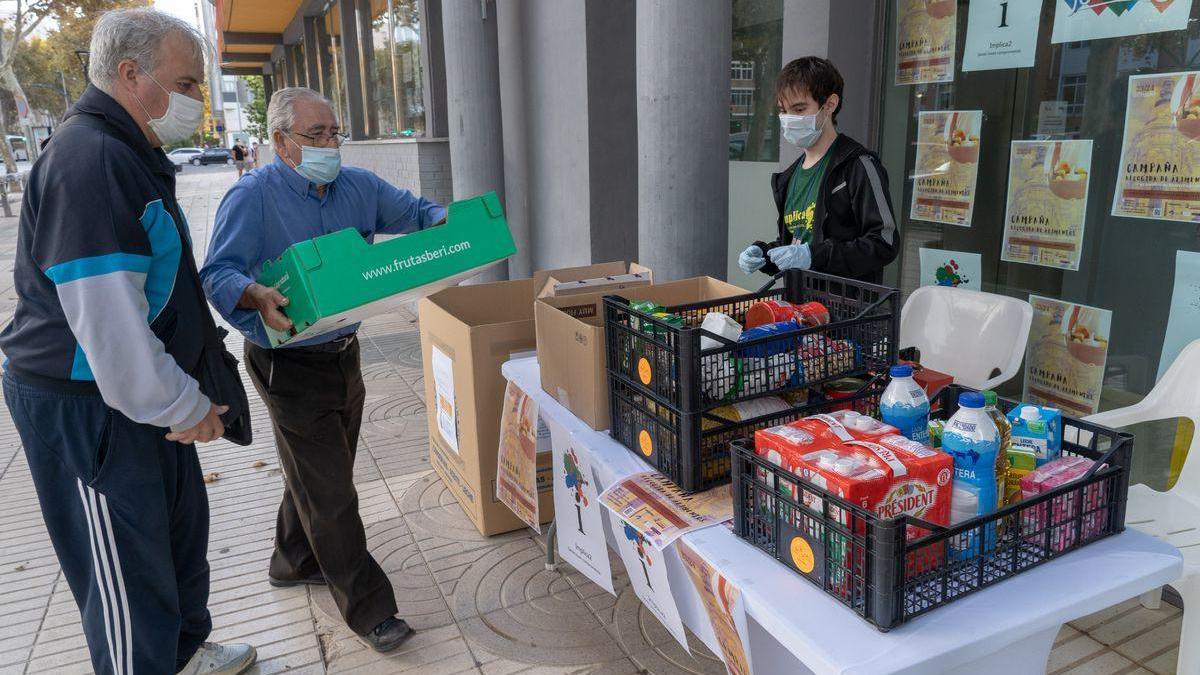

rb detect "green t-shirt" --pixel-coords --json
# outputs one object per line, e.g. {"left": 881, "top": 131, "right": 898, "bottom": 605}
{"left": 782, "top": 153, "right": 830, "bottom": 244}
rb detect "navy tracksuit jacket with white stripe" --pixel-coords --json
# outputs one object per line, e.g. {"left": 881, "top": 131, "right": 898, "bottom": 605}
{"left": 0, "top": 86, "right": 214, "bottom": 673}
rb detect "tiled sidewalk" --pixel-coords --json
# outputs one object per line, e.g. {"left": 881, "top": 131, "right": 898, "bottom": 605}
{"left": 0, "top": 168, "right": 1184, "bottom": 674}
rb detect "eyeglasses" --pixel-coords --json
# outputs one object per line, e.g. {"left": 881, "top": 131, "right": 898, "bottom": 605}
{"left": 289, "top": 130, "right": 348, "bottom": 148}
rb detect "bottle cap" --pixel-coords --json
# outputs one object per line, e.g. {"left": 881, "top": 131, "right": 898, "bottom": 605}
{"left": 890, "top": 364, "right": 914, "bottom": 378}
{"left": 958, "top": 392, "right": 985, "bottom": 409}
{"left": 982, "top": 390, "right": 998, "bottom": 406}
{"left": 1020, "top": 406, "right": 1041, "bottom": 422}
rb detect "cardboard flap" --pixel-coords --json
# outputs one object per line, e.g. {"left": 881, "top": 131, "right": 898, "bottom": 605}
{"left": 534, "top": 262, "right": 653, "bottom": 299}
{"left": 482, "top": 191, "right": 504, "bottom": 218}
{"left": 295, "top": 238, "right": 328, "bottom": 271}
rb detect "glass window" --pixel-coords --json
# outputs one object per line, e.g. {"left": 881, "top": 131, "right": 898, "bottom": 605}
{"left": 877, "top": 2, "right": 1200, "bottom": 490}
{"left": 729, "top": 0, "right": 783, "bottom": 162}
{"left": 365, "top": 0, "right": 426, "bottom": 138}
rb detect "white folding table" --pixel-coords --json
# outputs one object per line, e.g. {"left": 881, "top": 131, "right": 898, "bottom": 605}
{"left": 502, "top": 357, "right": 1182, "bottom": 674}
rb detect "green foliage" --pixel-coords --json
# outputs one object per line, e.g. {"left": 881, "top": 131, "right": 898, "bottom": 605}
{"left": 243, "top": 75, "right": 267, "bottom": 141}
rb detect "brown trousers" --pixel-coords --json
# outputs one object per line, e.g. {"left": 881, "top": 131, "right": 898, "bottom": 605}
{"left": 245, "top": 339, "right": 397, "bottom": 635}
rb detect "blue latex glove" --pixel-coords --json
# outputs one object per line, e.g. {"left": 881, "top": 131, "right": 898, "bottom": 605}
{"left": 768, "top": 242, "right": 812, "bottom": 271}
{"left": 738, "top": 245, "right": 766, "bottom": 274}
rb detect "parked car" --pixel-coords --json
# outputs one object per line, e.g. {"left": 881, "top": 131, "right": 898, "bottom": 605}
{"left": 6, "top": 135, "right": 28, "bottom": 161}
{"left": 167, "top": 147, "right": 203, "bottom": 167}
{"left": 192, "top": 148, "right": 235, "bottom": 166}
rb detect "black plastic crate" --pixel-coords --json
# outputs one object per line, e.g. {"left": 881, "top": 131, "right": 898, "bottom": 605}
{"left": 603, "top": 269, "right": 899, "bottom": 414}
{"left": 608, "top": 374, "right": 888, "bottom": 492}
{"left": 731, "top": 384, "right": 1132, "bottom": 631}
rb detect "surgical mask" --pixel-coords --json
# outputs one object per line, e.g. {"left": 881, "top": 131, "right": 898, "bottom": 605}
{"left": 133, "top": 68, "right": 204, "bottom": 145}
{"left": 780, "top": 110, "right": 826, "bottom": 149}
{"left": 287, "top": 135, "right": 342, "bottom": 185}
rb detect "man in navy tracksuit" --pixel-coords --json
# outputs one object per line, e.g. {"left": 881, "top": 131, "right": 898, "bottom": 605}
{"left": 0, "top": 9, "right": 254, "bottom": 674}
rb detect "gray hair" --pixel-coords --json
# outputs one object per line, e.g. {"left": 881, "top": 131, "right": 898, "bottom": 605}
{"left": 267, "top": 87, "right": 334, "bottom": 138}
{"left": 89, "top": 9, "right": 207, "bottom": 92}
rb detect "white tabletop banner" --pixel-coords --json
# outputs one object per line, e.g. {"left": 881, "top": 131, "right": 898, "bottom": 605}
{"left": 607, "top": 510, "right": 690, "bottom": 652}
{"left": 546, "top": 415, "right": 615, "bottom": 595}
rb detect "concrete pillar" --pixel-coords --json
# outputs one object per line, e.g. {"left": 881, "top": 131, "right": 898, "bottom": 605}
{"left": 338, "top": 0, "right": 369, "bottom": 140}
{"left": 262, "top": 73, "right": 274, "bottom": 106}
{"left": 443, "top": 0, "right": 506, "bottom": 280}
{"left": 636, "top": 0, "right": 731, "bottom": 282}
{"left": 419, "top": 0, "right": 448, "bottom": 138}
{"left": 496, "top": 0, "right": 531, "bottom": 279}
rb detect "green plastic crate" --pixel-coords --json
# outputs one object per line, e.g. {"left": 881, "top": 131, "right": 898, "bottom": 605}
{"left": 257, "top": 191, "right": 515, "bottom": 347}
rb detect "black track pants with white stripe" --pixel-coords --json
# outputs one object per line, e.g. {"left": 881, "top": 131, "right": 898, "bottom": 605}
{"left": 4, "top": 374, "right": 212, "bottom": 674}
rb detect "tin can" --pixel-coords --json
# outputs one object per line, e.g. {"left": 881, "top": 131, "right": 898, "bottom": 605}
{"left": 823, "top": 377, "right": 865, "bottom": 412}
{"left": 745, "top": 299, "right": 830, "bottom": 329}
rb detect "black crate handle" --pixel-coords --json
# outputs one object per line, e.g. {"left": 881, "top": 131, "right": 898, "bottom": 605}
{"left": 1082, "top": 436, "right": 1128, "bottom": 480}
{"left": 755, "top": 271, "right": 787, "bottom": 294}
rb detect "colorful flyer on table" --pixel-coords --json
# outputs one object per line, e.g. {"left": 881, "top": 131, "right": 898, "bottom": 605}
{"left": 546, "top": 416, "right": 615, "bottom": 595}
{"left": 496, "top": 381, "right": 541, "bottom": 533}
{"left": 919, "top": 248, "right": 982, "bottom": 290}
{"left": 599, "top": 472, "right": 733, "bottom": 549}
{"left": 1158, "top": 250, "right": 1200, "bottom": 380}
{"left": 1113, "top": 72, "right": 1200, "bottom": 223}
{"left": 1002, "top": 140, "right": 1093, "bottom": 270}
{"left": 1023, "top": 295, "right": 1112, "bottom": 417}
{"left": 608, "top": 513, "right": 690, "bottom": 652}
{"left": 963, "top": 0, "right": 1041, "bottom": 72}
{"left": 1052, "top": 0, "right": 1192, "bottom": 44}
{"left": 896, "top": 0, "right": 957, "bottom": 85}
{"left": 911, "top": 111, "right": 983, "bottom": 227}
{"left": 677, "top": 541, "right": 753, "bottom": 675}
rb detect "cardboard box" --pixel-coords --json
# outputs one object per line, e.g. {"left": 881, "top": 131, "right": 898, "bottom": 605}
{"left": 259, "top": 192, "right": 515, "bottom": 346}
{"left": 419, "top": 262, "right": 653, "bottom": 536}
{"left": 535, "top": 261, "right": 651, "bottom": 298}
{"left": 535, "top": 275, "right": 746, "bottom": 431}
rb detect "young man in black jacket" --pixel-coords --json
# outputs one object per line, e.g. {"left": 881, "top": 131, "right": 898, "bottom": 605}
{"left": 738, "top": 57, "right": 898, "bottom": 284}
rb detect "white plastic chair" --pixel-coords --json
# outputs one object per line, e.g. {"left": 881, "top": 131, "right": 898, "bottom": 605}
{"left": 899, "top": 286, "right": 1033, "bottom": 390}
{"left": 1087, "top": 338, "right": 1200, "bottom": 675}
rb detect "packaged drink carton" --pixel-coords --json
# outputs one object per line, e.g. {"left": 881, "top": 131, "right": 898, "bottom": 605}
{"left": 1019, "top": 456, "right": 1106, "bottom": 552}
{"left": 1008, "top": 404, "right": 1062, "bottom": 466}
{"left": 927, "top": 419, "right": 945, "bottom": 448}
{"left": 1005, "top": 446, "right": 1038, "bottom": 506}
{"left": 881, "top": 365, "right": 932, "bottom": 443}
{"left": 943, "top": 392, "right": 1001, "bottom": 560}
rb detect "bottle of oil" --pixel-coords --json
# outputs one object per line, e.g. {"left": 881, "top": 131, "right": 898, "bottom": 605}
{"left": 982, "top": 391, "right": 1013, "bottom": 504}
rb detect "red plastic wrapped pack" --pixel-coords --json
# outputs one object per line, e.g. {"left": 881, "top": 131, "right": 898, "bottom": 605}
{"left": 1019, "top": 456, "right": 1106, "bottom": 553}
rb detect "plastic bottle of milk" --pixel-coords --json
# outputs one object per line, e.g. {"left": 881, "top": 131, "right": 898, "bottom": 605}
{"left": 942, "top": 392, "right": 1001, "bottom": 560}
{"left": 880, "top": 365, "right": 931, "bottom": 444}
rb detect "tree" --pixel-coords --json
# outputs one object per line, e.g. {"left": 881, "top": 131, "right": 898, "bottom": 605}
{"left": 242, "top": 75, "right": 267, "bottom": 141}
{"left": 0, "top": 0, "right": 150, "bottom": 172}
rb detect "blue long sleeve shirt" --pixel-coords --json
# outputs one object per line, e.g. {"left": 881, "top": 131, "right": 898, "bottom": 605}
{"left": 200, "top": 154, "right": 447, "bottom": 348}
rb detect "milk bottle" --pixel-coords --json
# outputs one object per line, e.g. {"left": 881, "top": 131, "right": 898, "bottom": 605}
{"left": 880, "top": 365, "right": 931, "bottom": 444}
{"left": 942, "top": 392, "right": 1001, "bottom": 560}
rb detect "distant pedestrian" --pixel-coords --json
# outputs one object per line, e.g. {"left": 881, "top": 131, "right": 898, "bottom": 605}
{"left": 232, "top": 140, "right": 247, "bottom": 178}
{"left": 0, "top": 8, "right": 256, "bottom": 675}
{"left": 250, "top": 141, "right": 258, "bottom": 166}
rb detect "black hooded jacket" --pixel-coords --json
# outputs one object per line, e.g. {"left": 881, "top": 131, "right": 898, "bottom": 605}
{"left": 760, "top": 133, "right": 899, "bottom": 284}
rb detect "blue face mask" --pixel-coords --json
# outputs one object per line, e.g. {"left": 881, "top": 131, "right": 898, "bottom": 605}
{"left": 287, "top": 135, "right": 342, "bottom": 185}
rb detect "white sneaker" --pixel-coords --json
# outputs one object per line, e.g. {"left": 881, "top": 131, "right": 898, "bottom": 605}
{"left": 178, "top": 642, "right": 257, "bottom": 675}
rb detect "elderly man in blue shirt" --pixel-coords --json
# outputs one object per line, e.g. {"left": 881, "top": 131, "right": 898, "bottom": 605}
{"left": 200, "top": 87, "right": 444, "bottom": 653}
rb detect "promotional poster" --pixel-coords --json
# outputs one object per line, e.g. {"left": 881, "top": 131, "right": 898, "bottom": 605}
{"left": 896, "top": 0, "right": 957, "bottom": 85}
{"left": 677, "top": 541, "right": 753, "bottom": 675}
{"left": 911, "top": 111, "right": 983, "bottom": 227}
{"left": 1113, "top": 71, "right": 1200, "bottom": 223}
{"left": 1023, "top": 295, "right": 1112, "bottom": 417}
{"left": 1002, "top": 140, "right": 1093, "bottom": 270}
{"left": 496, "top": 381, "right": 541, "bottom": 532}
{"left": 609, "top": 515, "right": 690, "bottom": 651}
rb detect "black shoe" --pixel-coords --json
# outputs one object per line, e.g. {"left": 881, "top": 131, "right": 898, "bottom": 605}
{"left": 268, "top": 573, "right": 326, "bottom": 588}
{"left": 363, "top": 617, "right": 414, "bottom": 653}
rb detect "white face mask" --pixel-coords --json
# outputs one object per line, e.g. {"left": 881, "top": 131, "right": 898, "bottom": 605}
{"left": 780, "top": 109, "right": 826, "bottom": 149}
{"left": 132, "top": 67, "right": 204, "bottom": 146}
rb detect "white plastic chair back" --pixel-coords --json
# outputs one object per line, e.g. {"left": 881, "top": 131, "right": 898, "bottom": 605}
{"left": 1089, "top": 338, "right": 1200, "bottom": 500}
{"left": 899, "top": 286, "right": 1033, "bottom": 391}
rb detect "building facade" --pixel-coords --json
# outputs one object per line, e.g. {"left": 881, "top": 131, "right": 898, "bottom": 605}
{"left": 213, "top": 0, "right": 1198, "bottom": 489}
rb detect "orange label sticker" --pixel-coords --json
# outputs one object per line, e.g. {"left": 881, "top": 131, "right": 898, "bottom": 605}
{"left": 790, "top": 536, "right": 815, "bottom": 574}
{"left": 638, "top": 430, "right": 653, "bottom": 457}
{"left": 637, "top": 357, "right": 652, "bottom": 386}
